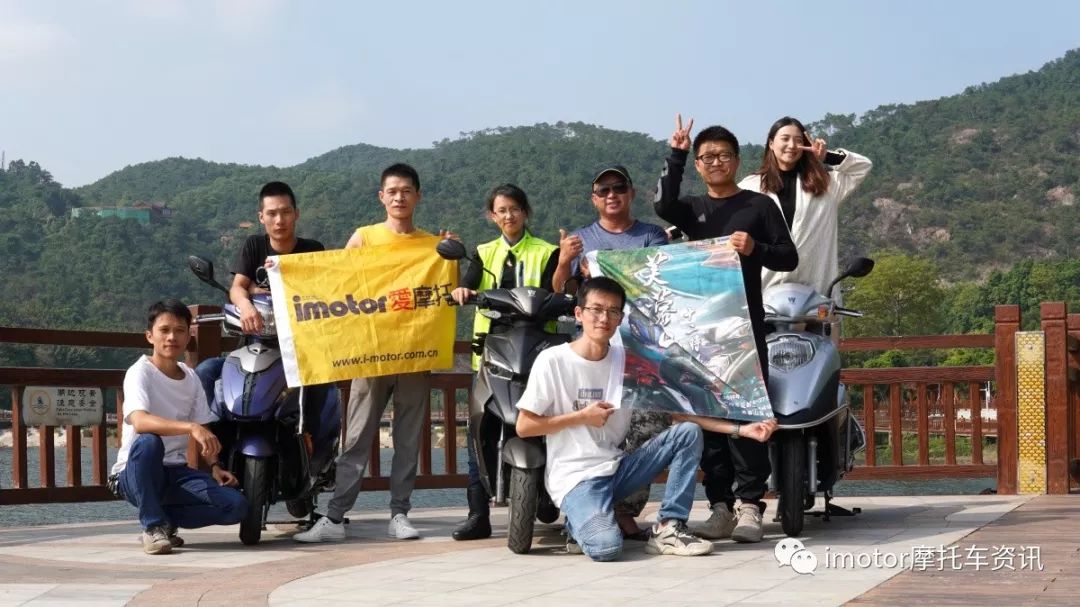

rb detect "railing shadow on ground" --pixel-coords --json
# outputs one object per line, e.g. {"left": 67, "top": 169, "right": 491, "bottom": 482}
{"left": 3, "top": 301, "right": 1078, "bottom": 505}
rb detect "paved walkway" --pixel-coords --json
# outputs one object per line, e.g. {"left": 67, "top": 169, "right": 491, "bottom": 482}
{"left": 1, "top": 494, "right": 1071, "bottom": 606}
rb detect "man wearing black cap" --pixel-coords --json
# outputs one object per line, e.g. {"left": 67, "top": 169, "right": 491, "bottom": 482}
{"left": 558, "top": 165, "right": 669, "bottom": 290}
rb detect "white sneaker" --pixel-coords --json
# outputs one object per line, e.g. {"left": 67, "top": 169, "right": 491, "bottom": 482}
{"left": 730, "top": 503, "right": 765, "bottom": 543}
{"left": 645, "top": 521, "right": 713, "bottom": 556}
{"left": 388, "top": 513, "right": 420, "bottom": 540}
{"left": 293, "top": 516, "right": 345, "bottom": 543}
{"left": 694, "top": 503, "right": 736, "bottom": 540}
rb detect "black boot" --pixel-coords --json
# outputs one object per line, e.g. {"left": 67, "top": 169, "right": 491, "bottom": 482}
{"left": 452, "top": 483, "right": 492, "bottom": 541}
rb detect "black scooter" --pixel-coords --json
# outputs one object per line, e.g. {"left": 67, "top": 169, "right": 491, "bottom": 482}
{"left": 436, "top": 239, "right": 576, "bottom": 553}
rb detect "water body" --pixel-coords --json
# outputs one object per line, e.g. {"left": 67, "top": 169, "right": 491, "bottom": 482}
{"left": 0, "top": 447, "right": 995, "bottom": 528}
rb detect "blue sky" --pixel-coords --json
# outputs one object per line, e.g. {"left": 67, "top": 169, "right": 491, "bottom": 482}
{"left": 2, "top": 0, "right": 1078, "bottom": 187}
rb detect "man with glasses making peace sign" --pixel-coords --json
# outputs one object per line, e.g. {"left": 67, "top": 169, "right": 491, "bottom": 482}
{"left": 654, "top": 114, "right": 797, "bottom": 544}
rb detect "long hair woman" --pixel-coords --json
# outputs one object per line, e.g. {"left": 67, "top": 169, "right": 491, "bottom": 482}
{"left": 739, "top": 116, "right": 872, "bottom": 298}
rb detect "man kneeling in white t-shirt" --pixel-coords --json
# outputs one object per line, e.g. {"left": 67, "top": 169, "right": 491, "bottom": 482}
{"left": 515, "top": 277, "right": 778, "bottom": 561}
{"left": 109, "top": 300, "right": 248, "bottom": 555}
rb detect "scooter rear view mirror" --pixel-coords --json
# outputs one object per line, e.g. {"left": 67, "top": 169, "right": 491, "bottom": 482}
{"left": 188, "top": 255, "right": 231, "bottom": 295}
{"left": 436, "top": 238, "right": 467, "bottom": 261}
{"left": 188, "top": 255, "right": 216, "bottom": 283}
{"left": 844, "top": 257, "right": 875, "bottom": 278}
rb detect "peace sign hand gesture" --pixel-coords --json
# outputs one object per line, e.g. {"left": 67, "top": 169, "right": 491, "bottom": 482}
{"left": 670, "top": 113, "right": 695, "bottom": 151}
{"left": 799, "top": 135, "right": 828, "bottom": 162}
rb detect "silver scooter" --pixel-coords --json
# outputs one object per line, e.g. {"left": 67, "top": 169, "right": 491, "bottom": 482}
{"left": 764, "top": 257, "right": 874, "bottom": 537}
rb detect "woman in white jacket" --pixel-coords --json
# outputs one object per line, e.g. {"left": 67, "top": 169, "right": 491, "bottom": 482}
{"left": 739, "top": 116, "right": 872, "bottom": 299}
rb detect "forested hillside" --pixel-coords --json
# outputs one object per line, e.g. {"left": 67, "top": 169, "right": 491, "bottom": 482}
{"left": 1, "top": 50, "right": 1077, "bottom": 364}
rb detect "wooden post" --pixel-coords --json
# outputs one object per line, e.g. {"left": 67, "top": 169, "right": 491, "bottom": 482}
{"left": 863, "top": 384, "right": 876, "bottom": 467}
{"left": 66, "top": 426, "right": 82, "bottom": 487}
{"left": 11, "top": 386, "right": 28, "bottom": 489}
{"left": 970, "top": 382, "right": 983, "bottom": 465}
{"left": 943, "top": 383, "right": 957, "bottom": 466}
{"left": 917, "top": 383, "right": 930, "bottom": 465}
{"left": 1067, "top": 313, "right": 1080, "bottom": 492}
{"left": 994, "top": 305, "right": 1020, "bottom": 494}
{"left": 444, "top": 386, "right": 458, "bottom": 475}
{"left": 890, "top": 384, "right": 903, "bottom": 466}
{"left": 186, "top": 304, "right": 223, "bottom": 368}
{"left": 1040, "top": 302, "right": 1069, "bottom": 494}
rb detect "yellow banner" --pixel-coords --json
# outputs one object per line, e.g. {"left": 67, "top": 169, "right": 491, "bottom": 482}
{"left": 267, "top": 240, "right": 456, "bottom": 386}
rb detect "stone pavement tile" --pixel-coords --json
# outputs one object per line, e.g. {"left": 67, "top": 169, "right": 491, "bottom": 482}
{"left": 0, "top": 584, "right": 58, "bottom": 603}
{"left": 622, "top": 587, "right": 763, "bottom": 607}
{"left": 391, "top": 591, "right": 539, "bottom": 607}
{"left": 30, "top": 584, "right": 150, "bottom": 601}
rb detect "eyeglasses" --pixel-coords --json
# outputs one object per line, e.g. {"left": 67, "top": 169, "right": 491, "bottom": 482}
{"left": 492, "top": 207, "right": 524, "bottom": 218}
{"left": 592, "top": 182, "right": 630, "bottom": 197}
{"left": 581, "top": 306, "right": 625, "bottom": 320}
{"left": 696, "top": 152, "right": 738, "bottom": 165}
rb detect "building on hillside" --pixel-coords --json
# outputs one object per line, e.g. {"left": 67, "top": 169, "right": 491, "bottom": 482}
{"left": 71, "top": 201, "right": 174, "bottom": 225}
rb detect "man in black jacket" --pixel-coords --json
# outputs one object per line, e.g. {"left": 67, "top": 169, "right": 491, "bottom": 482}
{"left": 653, "top": 114, "right": 797, "bottom": 543}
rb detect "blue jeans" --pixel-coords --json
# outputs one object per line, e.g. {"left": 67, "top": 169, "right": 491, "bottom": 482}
{"left": 117, "top": 434, "right": 248, "bottom": 531}
{"left": 559, "top": 421, "right": 703, "bottom": 562}
{"left": 195, "top": 356, "right": 226, "bottom": 408}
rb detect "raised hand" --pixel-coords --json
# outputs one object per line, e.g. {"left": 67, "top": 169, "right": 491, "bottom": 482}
{"left": 579, "top": 401, "right": 615, "bottom": 427}
{"left": 729, "top": 231, "right": 755, "bottom": 256}
{"left": 799, "top": 135, "right": 828, "bottom": 162}
{"left": 670, "top": 113, "right": 695, "bottom": 151}
{"left": 558, "top": 228, "right": 584, "bottom": 266}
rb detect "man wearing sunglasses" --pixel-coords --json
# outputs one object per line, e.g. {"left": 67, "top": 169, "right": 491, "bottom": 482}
{"left": 654, "top": 114, "right": 796, "bottom": 545}
{"left": 557, "top": 165, "right": 669, "bottom": 292}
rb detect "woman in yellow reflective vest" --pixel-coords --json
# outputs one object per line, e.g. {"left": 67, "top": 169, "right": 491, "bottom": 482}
{"left": 449, "top": 183, "right": 575, "bottom": 540}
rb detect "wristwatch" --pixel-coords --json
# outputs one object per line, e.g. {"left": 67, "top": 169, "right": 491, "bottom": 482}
{"left": 210, "top": 461, "right": 224, "bottom": 470}
{"left": 730, "top": 423, "right": 742, "bottom": 438}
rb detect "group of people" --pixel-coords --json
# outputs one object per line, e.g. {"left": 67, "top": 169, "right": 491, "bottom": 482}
{"left": 109, "top": 114, "right": 871, "bottom": 559}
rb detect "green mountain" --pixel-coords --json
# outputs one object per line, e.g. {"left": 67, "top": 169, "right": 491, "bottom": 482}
{"left": 1, "top": 49, "right": 1078, "bottom": 341}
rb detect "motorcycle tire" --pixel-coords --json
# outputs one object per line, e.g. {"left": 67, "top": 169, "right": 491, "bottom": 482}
{"left": 779, "top": 432, "right": 806, "bottom": 537}
{"left": 507, "top": 467, "right": 540, "bottom": 554}
{"left": 239, "top": 456, "right": 270, "bottom": 545}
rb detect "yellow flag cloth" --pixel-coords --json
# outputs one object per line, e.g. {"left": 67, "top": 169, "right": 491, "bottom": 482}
{"left": 266, "top": 242, "right": 456, "bottom": 386}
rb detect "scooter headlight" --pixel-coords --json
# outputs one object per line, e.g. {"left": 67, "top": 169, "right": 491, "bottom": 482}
{"left": 484, "top": 360, "right": 516, "bottom": 381}
{"left": 768, "top": 336, "right": 814, "bottom": 371}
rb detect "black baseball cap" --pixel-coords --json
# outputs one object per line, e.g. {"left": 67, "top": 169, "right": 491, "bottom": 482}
{"left": 591, "top": 165, "right": 633, "bottom": 186}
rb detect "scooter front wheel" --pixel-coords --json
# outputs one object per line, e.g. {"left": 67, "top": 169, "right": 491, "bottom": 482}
{"left": 779, "top": 432, "right": 806, "bottom": 537}
{"left": 239, "top": 456, "right": 270, "bottom": 545}
{"left": 507, "top": 466, "right": 540, "bottom": 554}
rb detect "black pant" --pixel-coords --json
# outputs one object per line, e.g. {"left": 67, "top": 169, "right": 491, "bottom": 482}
{"left": 701, "top": 339, "right": 770, "bottom": 511}
{"left": 701, "top": 430, "right": 770, "bottom": 511}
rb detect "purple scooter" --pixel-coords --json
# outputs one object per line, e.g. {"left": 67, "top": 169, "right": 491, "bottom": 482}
{"left": 188, "top": 255, "right": 341, "bottom": 545}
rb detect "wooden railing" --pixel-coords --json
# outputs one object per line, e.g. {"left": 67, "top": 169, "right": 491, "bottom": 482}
{"left": 3, "top": 301, "right": 1078, "bottom": 505}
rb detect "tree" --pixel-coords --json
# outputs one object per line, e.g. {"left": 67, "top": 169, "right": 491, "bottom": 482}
{"left": 845, "top": 251, "right": 946, "bottom": 337}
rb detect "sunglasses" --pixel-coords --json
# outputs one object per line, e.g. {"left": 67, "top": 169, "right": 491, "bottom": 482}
{"left": 593, "top": 182, "right": 631, "bottom": 197}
